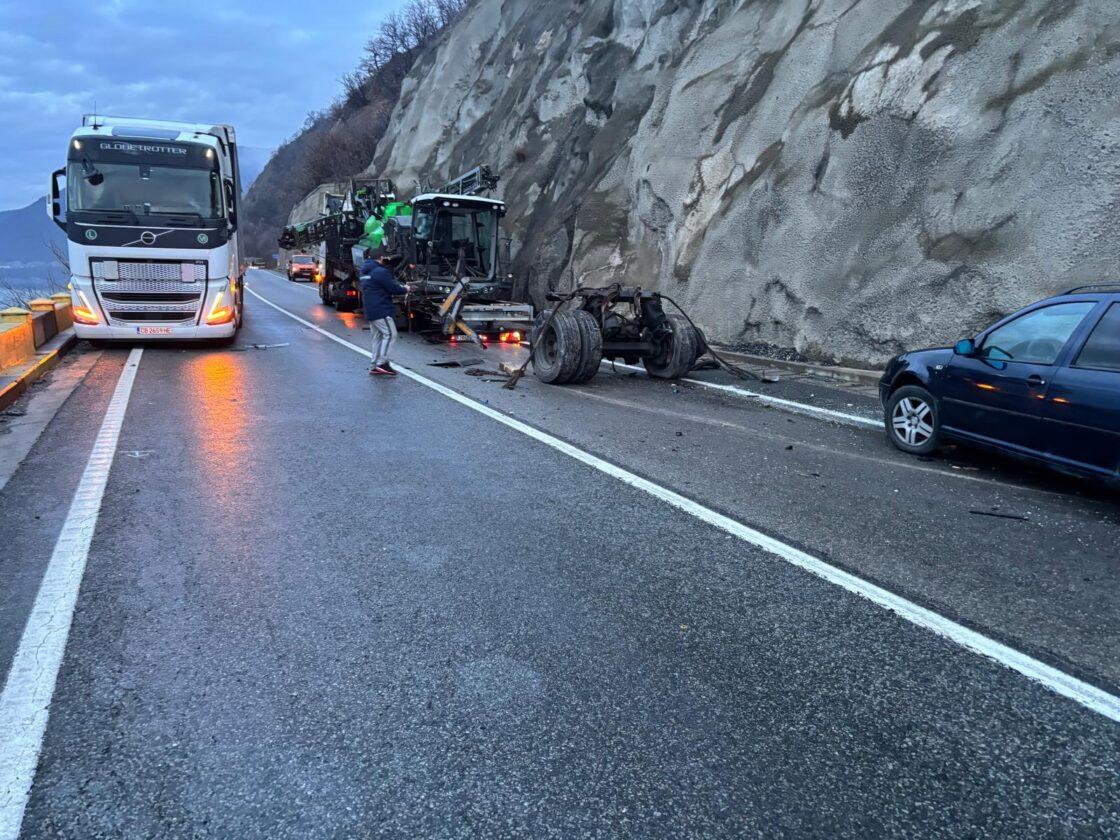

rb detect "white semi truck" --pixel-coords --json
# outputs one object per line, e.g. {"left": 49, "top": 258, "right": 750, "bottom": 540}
{"left": 49, "top": 115, "right": 244, "bottom": 342}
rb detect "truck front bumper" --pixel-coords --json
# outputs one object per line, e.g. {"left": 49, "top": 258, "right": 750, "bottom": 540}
{"left": 74, "top": 321, "right": 237, "bottom": 340}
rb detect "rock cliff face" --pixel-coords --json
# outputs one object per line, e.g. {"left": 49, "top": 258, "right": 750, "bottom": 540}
{"left": 368, "top": 0, "right": 1120, "bottom": 365}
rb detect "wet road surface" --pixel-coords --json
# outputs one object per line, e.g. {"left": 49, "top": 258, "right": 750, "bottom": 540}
{"left": 0, "top": 269, "right": 1117, "bottom": 838}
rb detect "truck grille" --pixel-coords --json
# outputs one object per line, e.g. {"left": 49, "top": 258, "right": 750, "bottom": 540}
{"left": 91, "top": 259, "right": 208, "bottom": 324}
{"left": 91, "top": 259, "right": 208, "bottom": 282}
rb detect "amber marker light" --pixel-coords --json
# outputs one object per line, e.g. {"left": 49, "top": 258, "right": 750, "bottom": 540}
{"left": 72, "top": 289, "right": 100, "bottom": 325}
{"left": 72, "top": 305, "right": 100, "bottom": 325}
{"left": 205, "top": 291, "right": 235, "bottom": 325}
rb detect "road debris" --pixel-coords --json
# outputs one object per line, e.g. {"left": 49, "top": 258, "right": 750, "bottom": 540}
{"left": 430, "top": 358, "right": 483, "bottom": 368}
{"left": 969, "top": 509, "right": 1030, "bottom": 522}
{"left": 465, "top": 368, "right": 506, "bottom": 378}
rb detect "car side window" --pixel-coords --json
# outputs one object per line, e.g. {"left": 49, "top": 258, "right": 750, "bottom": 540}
{"left": 980, "top": 302, "right": 1096, "bottom": 365}
{"left": 1074, "top": 303, "right": 1120, "bottom": 372}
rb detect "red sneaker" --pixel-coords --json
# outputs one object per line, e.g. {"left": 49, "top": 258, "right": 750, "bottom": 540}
{"left": 381, "top": 362, "right": 398, "bottom": 375}
{"left": 370, "top": 366, "right": 390, "bottom": 375}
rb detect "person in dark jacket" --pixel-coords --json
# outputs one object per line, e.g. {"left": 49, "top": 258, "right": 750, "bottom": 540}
{"left": 359, "top": 252, "right": 410, "bottom": 375}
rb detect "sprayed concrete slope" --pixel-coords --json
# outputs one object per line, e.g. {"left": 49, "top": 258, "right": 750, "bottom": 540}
{"left": 368, "top": 0, "right": 1120, "bottom": 366}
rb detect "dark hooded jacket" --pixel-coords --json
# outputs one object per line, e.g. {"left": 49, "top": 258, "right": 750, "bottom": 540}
{"left": 359, "top": 260, "right": 408, "bottom": 321}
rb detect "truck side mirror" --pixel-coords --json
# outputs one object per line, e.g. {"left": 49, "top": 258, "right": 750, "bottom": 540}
{"left": 224, "top": 179, "right": 237, "bottom": 231}
{"left": 954, "top": 338, "right": 976, "bottom": 356}
{"left": 48, "top": 168, "right": 66, "bottom": 230}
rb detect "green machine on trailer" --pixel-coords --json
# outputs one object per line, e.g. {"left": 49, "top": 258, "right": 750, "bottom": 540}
{"left": 278, "top": 177, "right": 406, "bottom": 311}
{"left": 279, "top": 165, "right": 533, "bottom": 341}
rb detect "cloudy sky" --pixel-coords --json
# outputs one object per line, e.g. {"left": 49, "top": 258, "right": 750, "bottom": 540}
{"left": 0, "top": 0, "right": 395, "bottom": 210}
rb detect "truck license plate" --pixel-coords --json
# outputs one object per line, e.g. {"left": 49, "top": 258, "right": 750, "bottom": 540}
{"left": 136, "top": 326, "right": 174, "bottom": 336}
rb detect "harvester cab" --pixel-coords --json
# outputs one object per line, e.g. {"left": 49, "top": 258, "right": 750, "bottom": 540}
{"left": 379, "top": 164, "right": 532, "bottom": 343}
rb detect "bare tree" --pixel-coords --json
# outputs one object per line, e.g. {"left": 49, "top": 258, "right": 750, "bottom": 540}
{"left": 45, "top": 237, "right": 70, "bottom": 273}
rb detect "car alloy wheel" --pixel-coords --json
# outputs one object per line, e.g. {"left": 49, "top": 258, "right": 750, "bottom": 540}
{"left": 891, "top": 396, "right": 934, "bottom": 447}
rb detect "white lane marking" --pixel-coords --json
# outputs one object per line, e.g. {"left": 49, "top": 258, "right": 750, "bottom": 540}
{"left": 247, "top": 285, "right": 1120, "bottom": 724}
{"left": 0, "top": 348, "right": 143, "bottom": 839}
{"left": 604, "top": 360, "right": 881, "bottom": 429}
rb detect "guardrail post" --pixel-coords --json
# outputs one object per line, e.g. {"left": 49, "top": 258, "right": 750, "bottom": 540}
{"left": 50, "top": 293, "right": 74, "bottom": 331}
{"left": 28, "top": 299, "right": 59, "bottom": 347}
{"left": 0, "top": 307, "right": 31, "bottom": 325}
{"left": 0, "top": 308, "right": 35, "bottom": 369}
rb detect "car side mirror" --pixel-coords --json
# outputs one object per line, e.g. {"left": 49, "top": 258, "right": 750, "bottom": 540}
{"left": 954, "top": 338, "right": 976, "bottom": 357}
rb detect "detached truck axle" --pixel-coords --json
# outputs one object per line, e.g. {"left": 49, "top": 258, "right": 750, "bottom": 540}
{"left": 529, "top": 286, "right": 701, "bottom": 385}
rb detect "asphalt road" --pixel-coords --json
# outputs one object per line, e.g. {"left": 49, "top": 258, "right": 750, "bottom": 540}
{"left": 0, "top": 269, "right": 1117, "bottom": 838}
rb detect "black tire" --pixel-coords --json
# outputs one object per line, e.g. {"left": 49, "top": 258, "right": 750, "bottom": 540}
{"left": 319, "top": 282, "right": 331, "bottom": 306}
{"left": 569, "top": 310, "right": 603, "bottom": 384}
{"left": 529, "top": 308, "right": 553, "bottom": 346}
{"left": 531, "top": 311, "right": 583, "bottom": 384}
{"left": 643, "top": 314, "right": 699, "bottom": 379}
{"left": 885, "top": 385, "right": 941, "bottom": 455}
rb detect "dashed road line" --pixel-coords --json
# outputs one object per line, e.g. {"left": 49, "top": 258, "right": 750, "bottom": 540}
{"left": 247, "top": 284, "right": 1120, "bottom": 725}
{"left": 0, "top": 349, "right": 144, "bottom": 840}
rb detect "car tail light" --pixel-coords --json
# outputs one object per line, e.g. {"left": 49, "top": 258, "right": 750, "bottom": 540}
{"left": 205, "top": 291, "right": 235, "bottom": 325}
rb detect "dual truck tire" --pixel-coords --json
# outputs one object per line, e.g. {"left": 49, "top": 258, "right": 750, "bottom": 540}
{"left": 531, "top": 310, "right": 698, "bottom": 384}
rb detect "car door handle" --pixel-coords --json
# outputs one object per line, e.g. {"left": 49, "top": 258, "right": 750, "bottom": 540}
{"left": 1026, "top": 374, "right": 1046, "bottom": 387}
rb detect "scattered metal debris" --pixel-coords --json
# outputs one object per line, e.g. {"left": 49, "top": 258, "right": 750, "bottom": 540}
{"left": 465, "top": 368, "right": 506, "bottom": 378}
{"left": 429, "top": 358, "right": 483, "bottom": 368}
{"left": 969, "top": 509, "right": 1030, "bottom": 522}
{"left": 232, "top": 343, "right": 290, "bottom": 352}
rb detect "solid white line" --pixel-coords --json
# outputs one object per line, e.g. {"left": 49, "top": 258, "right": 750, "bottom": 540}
{"left": 605, "top": 360, "right": 881, "bottom": 429}
{"left": 0, "top": 348, "right": 143, "bottom": 839}
{"left": 246, "top": 285, "right": 1120, "bottom": 724}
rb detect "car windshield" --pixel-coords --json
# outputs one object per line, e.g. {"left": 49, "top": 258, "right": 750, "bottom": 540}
{"left": 292, "top": 256, "right": 314, "bottom": 264}
{"left": 67, "top": 161, "right": 223, "bottom": 219}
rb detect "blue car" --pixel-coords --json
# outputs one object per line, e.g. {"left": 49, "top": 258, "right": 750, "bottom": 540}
{"left": 879, "top": 285, "right": 1120, "bottom": 484}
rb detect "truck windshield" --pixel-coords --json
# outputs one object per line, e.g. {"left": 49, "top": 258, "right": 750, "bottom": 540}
{"left": 67, "top": 161, "right": 223, "bottom": 219}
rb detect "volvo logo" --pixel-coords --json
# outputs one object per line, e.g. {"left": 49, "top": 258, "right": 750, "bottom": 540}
{"left": 140, "top": 231, "right": 157, "bottom": 245}
{"left": 84, "top": 229, "right": 98, "bottom": 241}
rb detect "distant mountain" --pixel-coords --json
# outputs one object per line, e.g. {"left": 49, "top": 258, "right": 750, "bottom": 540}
{"left": 238, "top": 145, "right": 272, "bottom": 194}
{"left": 0, "top": 197, "right": 65, "bottom": 268}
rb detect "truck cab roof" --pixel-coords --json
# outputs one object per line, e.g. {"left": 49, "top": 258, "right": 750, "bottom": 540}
{"left": 78, "top": 115, "right": 235, "bottom": 146}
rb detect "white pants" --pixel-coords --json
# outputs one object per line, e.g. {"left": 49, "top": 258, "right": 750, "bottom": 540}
{"left": 370, "top": 317, "right": 397, "bottom": 366}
